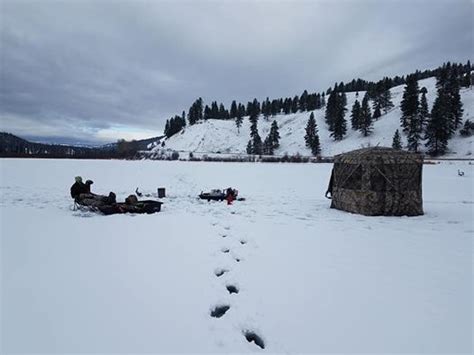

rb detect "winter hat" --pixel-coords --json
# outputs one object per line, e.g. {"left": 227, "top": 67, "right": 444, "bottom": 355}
{"left": 75, "top": 176, "right": 83, "bottom": 183}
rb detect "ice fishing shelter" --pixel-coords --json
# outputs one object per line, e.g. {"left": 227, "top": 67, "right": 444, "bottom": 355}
{"left": 329, "top": 147, "right": 423, "bottom": 216}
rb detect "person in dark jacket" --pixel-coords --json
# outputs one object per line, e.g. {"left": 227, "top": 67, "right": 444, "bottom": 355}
{"left": 70, "top": 176, "right": 88, "bottom": 199}
{"left": 85, "top": 180, "right": 93, "bottom": 193}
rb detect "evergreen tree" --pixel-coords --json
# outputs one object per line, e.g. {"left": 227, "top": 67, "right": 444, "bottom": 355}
{"left": 164, "top": 115, "right": 186, "bottom": 138}
{"left": 350, "top": 99, "right": 361, "bottom": 130}
{"left": 419, "top": 88, "right": 429, "bottom": 130}
{"left": 460, "top": 119, "right": 474, "bottom": 136}
{"left": 425, "top": 92, "right": 450, "bottom": 155}
{"left": 424, "top": 63, "right": 463, "bottom": 155}
{"left": 373, "top": 106, "right": 381, "bottom": 120}
{"left": 268, "top": 120, "right": 280, "bottom": 150}
{"left": 164, "top": 119, "right": 169, "bottom": 137}
{"left": 235, "top": 112, "right": 243, "bottom": 134}
{"left": 211, "top": 101, "right": 219, "bottom": 119}
{"left": 263, "top": 136, "right": 273, "bottom": 155}
{"left": 299, "top": 90, "right": 308, "bottom": 111}
{"left": 325, "top": 90, "right": 338, "bottom": 131}
{"left": 188, "top": 98, "right": 203, "bottom": 125}
{"left": 246, "top": 140, "right": 252, "bottom": 154}
{"left": 400, "top": 75, "right": 419, "bottom": 132}
{"left": 392, "top": 129, "right": 402, "bottom": 150}
{"left": 230, "top": 100, "right": 238, "bottom": 118}
{"left": 329, "top": 92, "right": 347, "bottom": 141}
{"left": 461, "top": 61, "right": 471, "bottom": 88}
{"left": 203, "top": 105, "right": 211, "bottom": 120}
{"left": 252, "top": 133, "right": 262, "bottom": 155}
{"left": 248, "top": 112, "right": 262, "bottom": 155}
{"left": 291, "top": 95, "right": 299, "bottom": 113}
{"left": 263, "top": 97, "right": 271, "bottom": 120}
{"left": 447, "top": 66, "right": 464, "bottom": 131}
{"left": 304, "top": 112, "right": 321, "bottom": 156}
{"left": 380, "top": 86, "right": 394, "bottom": 113}
{"left": 359, "top": 93, "right": 373, "bottom": 136}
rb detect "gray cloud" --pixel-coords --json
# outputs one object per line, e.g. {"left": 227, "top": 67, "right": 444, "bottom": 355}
{"left": 1, "top": 0, "right": 472, "bottom": 144}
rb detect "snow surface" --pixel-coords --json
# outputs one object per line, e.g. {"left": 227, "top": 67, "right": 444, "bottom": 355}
{"left": 1, "top": 159, "right": 472, "bottom": 353}
{"left": 155, "top": 77, "right": 473, "bottom": 158}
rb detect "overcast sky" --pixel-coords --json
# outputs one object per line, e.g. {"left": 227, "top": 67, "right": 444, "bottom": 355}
{"left": 1, "top": 0, "right": 472, "bottom": 145}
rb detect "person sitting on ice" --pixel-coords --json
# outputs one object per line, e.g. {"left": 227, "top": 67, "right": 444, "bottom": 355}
{"left": 225, "top": 187, "right": 238, "bottom": 205}
{"left": 70, "top": 176, "right": 88, "bottom": 199}
{"left": 71, "top": 176, "right": 116, "bottom": 207}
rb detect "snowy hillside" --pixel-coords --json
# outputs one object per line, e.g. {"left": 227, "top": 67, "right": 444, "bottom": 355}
{"left": 154, "top": 77, "right": 473, "bottom": 158}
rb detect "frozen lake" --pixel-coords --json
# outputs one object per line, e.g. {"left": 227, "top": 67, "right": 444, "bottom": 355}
{"left": 1, "top": 159, "right": 472, "bottom": 353}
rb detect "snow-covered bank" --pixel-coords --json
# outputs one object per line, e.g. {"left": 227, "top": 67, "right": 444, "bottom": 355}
{"left": 152, "top": 77, "right": 473, "bottom": 159}
{"left": 1, "top": 159, "right": 472, "bottom": 353}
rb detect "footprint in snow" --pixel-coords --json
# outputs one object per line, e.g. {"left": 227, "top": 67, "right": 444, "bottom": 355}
{"left": 226, "top": 284, "right": 239, "bottom": 294}
{"left": 243, "top": 330, "right": 265, "bottom": 349}
{"left": 221, "top": 248, "right": 230, "bottom": 253}
{"left": 210, "top": 305, "right": 230, "bottom": 318}
{"left": 215, "top": 269, "right": 228, "bottom": 277}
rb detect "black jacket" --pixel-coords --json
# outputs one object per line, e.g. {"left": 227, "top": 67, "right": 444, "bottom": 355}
{"left": 70, "top": 182, "right": 88, "bottom": 199}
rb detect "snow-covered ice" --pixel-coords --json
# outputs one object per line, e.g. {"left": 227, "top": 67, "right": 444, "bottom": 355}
{"left": 1, "top": 158, "right": 472, "bottom": 353}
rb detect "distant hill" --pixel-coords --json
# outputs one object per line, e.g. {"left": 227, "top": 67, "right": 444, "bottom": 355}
{"left": 146, "top": 77, "right": 473, "bottom": 159}
{"left": 0, "top": 132, "right": 164, "bottom": 159}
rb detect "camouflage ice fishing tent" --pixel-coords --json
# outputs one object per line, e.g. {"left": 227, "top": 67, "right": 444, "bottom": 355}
{"left": 330, "top": 147, "right": 423, "bottom": 216}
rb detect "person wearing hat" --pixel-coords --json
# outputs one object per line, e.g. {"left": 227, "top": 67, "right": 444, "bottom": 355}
{"left": 70, "top": 176, "right": 89, "bottom": 199}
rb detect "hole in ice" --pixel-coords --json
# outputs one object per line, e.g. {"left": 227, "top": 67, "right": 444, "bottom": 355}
{"left": 243, "top": 331, "right": 265, "bottom": 349}
{"left": 210, "top": 305, "right": 230, "bottom": 318}
{"left": 222, "top": 248, "right": 230, "bottom": 253}
{"left": 240, "top": 240, "right": 247, "bottom": 245}
{"left": 226, "top": 285, "right": 239, "bottom": 294}
{"left": 215, "top": 269, "right": 228, "bottom": 277}
{"left": 222, "top": 234, "right": 227, "bottom": 238}
{"left": 235, "top": 258, "right": 241, "bottom": 262}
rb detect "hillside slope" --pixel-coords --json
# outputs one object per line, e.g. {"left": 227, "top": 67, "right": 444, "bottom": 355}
{"left": 154, "top": 77, "right": 473, "bottom": 158}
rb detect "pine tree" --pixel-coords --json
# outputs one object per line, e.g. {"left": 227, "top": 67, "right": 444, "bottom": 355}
{"left": 291, "top": 95, "right": 299, "bottom": 113}
{"left": 419, "top": 88, "right": 429, "bottom": 131}
{"left": 330, "top": 93, "right": 347, "bottom": 141}
{"left": 248, "top": 113, "right": 262, "bottom": 155}
{"left": 425, "top": 92, "right": 450, "bottom": 155}
{"left": 400, "top": 75, "right": 419, "bottom": 132}
{"left": 269, "top": 120, "right": 280, "bottom": 150}
{"left": 424, "top": 63, "right": 463, "bottom": 155}
{"left": 373, "top": 106, "right": 381, "bottom": 120}
{"left": 380, "top": 86, "right": 394, "bottom": 113}
{"left": 246, "top": 140, "right": 252, "bottom": 154}
{"left": 164, "top": 119, "right": 170, "bottom": 137}
{"left": 235, "top": 113, "right": 243, "bottom": 134}
{"left": 252, "top": 133, "right": 262, "bottom": 155}
{"left": 299, "top": 90, "right": 308, "bottom": 112}
{"left": 350, "top": 99, "right": 361, "bottom": 130}
{"left": 359, "top": 93, "right": 373, "bottom": 136}
{"left": 447, "top": 67, "right": 464, "bottom": 131}
{"left": 263, "top": 135, "right": 273, "bottom": 155}
{"left": 325, "top": 91, "right": 338, "bottom": 131}
{"left": 304, "top": 112, "right": 321, "bottom": 156}
{"left": 230, "top": 100, "right": 238, "bottom": 118}
{"left": 392, "top": 129, "right": 402, "bottom": 150}
{"left": 460, "top": 119, "right": 474, "bottom": 136}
